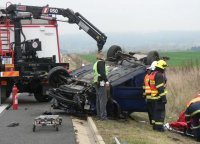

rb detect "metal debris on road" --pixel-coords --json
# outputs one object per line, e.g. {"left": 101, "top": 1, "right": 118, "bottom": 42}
{"left": 7, "top": 122, "right": 19, "bottom": 127}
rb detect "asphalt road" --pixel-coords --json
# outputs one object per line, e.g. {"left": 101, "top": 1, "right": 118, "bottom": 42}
{"left": 0, "top": 94, "right": 76, "bottom": 144}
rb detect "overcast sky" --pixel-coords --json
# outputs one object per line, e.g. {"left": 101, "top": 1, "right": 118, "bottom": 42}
{"left": 1, "top": 0, "right": 200, "bottom": 35}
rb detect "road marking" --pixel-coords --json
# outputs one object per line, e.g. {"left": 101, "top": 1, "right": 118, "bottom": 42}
{"left": 0, "top": 104, "right": 8, "bottom": 114}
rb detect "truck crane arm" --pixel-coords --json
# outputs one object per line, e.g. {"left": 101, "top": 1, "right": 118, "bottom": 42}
{"left": 5, "top": 4, "right": 107, "bottom": 51}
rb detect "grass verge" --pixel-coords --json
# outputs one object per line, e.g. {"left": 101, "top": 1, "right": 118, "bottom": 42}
{"left": 94, "top": 113, "right": 198, "bottom": 144}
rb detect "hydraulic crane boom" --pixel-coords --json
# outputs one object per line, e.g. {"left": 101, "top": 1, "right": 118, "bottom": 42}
{"left": 4, "top": 4, "right": 107, "bottom": 51}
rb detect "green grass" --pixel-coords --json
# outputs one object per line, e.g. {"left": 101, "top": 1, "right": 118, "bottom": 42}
{"left": 79, "top": 54, "right": 96, "bottom": 63}
{"left": 160, "top": 51, "right": 200, "bottom": 67}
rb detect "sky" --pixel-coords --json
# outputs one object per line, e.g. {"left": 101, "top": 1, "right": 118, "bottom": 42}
{"left": 1, "top": 0, "right": 200, "bottom": 35}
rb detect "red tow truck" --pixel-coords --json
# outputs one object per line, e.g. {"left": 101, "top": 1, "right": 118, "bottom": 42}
{"left": 0, "top": 3, "right": 107, "bottom": 103}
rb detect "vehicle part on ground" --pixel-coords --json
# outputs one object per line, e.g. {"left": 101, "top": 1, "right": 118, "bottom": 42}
{"left": 0, "top": 3, "right": 106, "bottom": 102}
{"left": 33, "top": 115, "right": 62, "bottom": 132}
{"left": 7, "top": 122, "right": 19, "bottom": 127}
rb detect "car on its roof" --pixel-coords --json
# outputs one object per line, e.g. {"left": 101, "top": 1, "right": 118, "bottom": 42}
{"left": 48, "top": 45, "right": 162, "bottom": 118}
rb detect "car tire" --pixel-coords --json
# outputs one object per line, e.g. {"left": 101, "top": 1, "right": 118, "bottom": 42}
{"left": 107, "top": 45, "right": 122, "bottom": 61}
{"left": 146, "top": 51, "right": 160, "bottom": 65}
{"left": 48, "top": 66, "right": 70, "bottom": 88}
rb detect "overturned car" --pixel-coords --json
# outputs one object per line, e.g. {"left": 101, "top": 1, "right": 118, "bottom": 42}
{"left": 48, "top": 45, "right": 161, "bottom": 118}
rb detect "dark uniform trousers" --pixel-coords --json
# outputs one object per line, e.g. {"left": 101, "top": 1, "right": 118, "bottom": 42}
{"left": 152, "top": 98, "right": 166, "bottom": 131}
{"left": 146, "top": 100, "right": 154, "bottom": 125}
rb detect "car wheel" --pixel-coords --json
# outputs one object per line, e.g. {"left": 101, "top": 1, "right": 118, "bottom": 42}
{"left": 48, "top": 66, "right": 70, "bottom": 88}
{"left": 107, "top": 45, "right": 122, "bottom": 61}
{"left": 146, "top": 51, "right": 160, "bottom": 65}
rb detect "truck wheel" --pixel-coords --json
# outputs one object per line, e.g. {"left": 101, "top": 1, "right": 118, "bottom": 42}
{"left": 0, "top": 83, "right": 13, "bottom": 103}
{"left": 107, "top": 45, "right": 122, "bottom": 62}
{"left": 146, "top": 51, "right": 159, "bottom": 65}
{"left": 0, "top": 87, "right": 6, "bottom": 104}
{"left": 34, "top": 85, "right": 52, "bottom": 102}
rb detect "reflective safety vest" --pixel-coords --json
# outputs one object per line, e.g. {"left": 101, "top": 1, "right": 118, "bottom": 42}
{"left": 149, "top": 71, "right": 158, "bottom": 97}
{"left": 93, "top": 60, "right": 108, "bottom": 83}
{"left": 187, "top": 96, "right": 200, "bottom": 108}
{"left": 148, "top": 71, "right": 167, "bottom": 100}
{"left": 143, "top": 74, "right": 151, "bottom": 96}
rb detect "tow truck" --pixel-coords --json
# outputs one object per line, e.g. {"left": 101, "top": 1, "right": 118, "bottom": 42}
{"left": 0, "top": 3, "right": 107, "bottom": 103}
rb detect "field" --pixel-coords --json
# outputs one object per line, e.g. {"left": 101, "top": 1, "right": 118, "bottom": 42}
{"left": 160, "top": 51, "right": 200, "bottom": 67}
{"left": 77, "top": 51, "right": 200, "bottom": 144}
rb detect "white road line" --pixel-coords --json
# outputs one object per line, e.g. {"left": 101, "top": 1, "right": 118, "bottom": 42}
{"left": 0, "top": 104, "right": 8, "bottom": 114}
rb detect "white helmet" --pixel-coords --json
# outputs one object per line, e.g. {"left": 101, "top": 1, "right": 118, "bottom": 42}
{"left": 148, "top": 61, "right": 157, "bottom": 71}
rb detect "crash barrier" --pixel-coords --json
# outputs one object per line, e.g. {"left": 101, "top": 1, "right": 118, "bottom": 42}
{"left": 12, "top": 85, "right": 19, "bottom": 110}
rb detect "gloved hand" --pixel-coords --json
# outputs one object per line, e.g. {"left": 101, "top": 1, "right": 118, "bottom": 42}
{"left": 105, "top": 81, "right": 110, "bottom": 89}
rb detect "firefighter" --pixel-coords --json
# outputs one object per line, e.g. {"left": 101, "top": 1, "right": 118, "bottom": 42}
{"left": 143, "top": 61, "right": 157, "bottom": 124}
{"left": 185, "top": 94, "right": 200, "bottom": 141}
{"left": 93, "top": 52, "right": 109, "bottom": 120}
{"left": 149, "top": 59, "right": 168, "bottom": 132}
